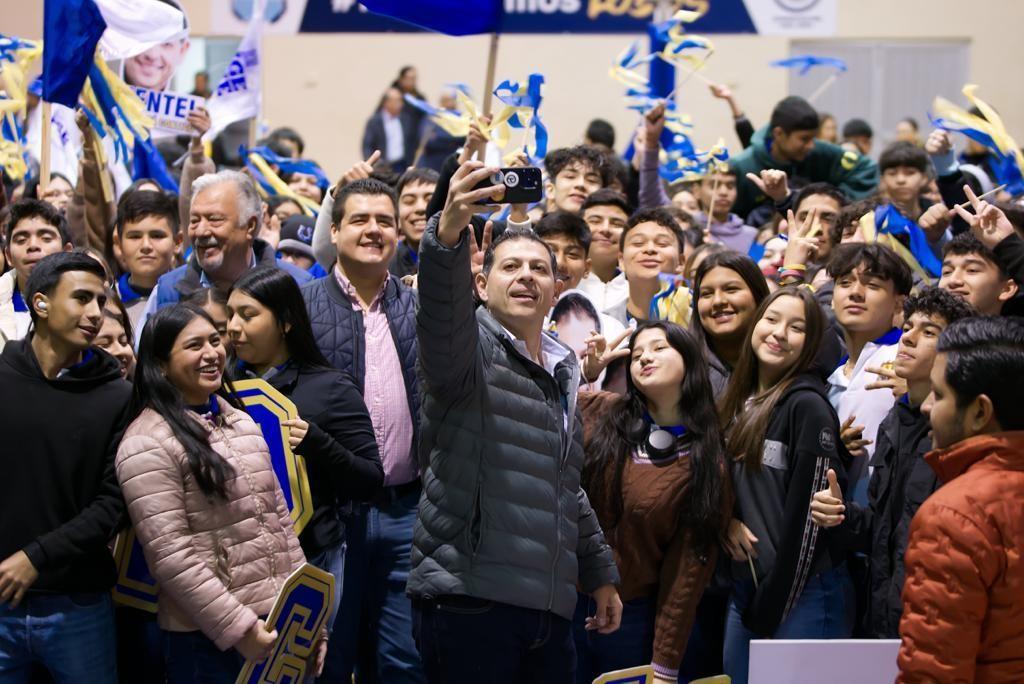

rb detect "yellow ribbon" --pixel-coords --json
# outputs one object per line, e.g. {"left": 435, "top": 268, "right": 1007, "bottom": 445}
{"left": 247, "top": 153, "right": 321, "bottom": 216}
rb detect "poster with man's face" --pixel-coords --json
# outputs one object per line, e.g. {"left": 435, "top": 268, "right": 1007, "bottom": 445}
{"left": 124, "top": 38, "right": 191, "bottom": 92}
{"left": 122, "top": 0, "right": 191, "bottom": 92}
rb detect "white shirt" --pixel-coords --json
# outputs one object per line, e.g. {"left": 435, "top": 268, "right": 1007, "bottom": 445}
{"left": 382, "top": 111, "right": 405, "bottom": 163}
{"left": 578, "top": 271, "right": 629, "bottom": 315}
{"left": 828, "top": 329, "right": 901, "bottom": 502}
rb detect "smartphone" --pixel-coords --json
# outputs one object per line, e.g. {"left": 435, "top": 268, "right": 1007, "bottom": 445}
{"left": 472, "top": 167, "right": 543, "bottom": 205}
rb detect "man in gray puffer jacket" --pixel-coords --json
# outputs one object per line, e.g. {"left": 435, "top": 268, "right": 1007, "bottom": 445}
{"left": 408, "top": 160, "right": 621, "bottom": 683}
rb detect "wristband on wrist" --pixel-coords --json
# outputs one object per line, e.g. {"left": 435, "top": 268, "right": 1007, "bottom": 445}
{"left": 781, "top": 263, "right": 807, "bottom": 271}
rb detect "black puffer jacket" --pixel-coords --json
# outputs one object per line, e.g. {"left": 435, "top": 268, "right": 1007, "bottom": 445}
{"left": 408, "top": 219, "right": 619, "bottom": 620}
{"left": 301, "top": 271, "right": 420, "bottom": 465}
{"left": 839, "top": 399, "right": 935, "bottom": 638}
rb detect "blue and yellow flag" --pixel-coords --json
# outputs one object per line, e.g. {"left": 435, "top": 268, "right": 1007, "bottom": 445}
{"left": 930, "top": 84, "right": 1024, "bottom": 196}
{"left": 493, "top": 73, "right": 548, "bottom": 161}
{"left": 859, "top": 205, "right": 942, "bottom": 280}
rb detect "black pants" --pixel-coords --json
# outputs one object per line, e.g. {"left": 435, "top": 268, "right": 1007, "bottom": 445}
{"left": 412, "top": 596, "right": 575, "bottom": 684}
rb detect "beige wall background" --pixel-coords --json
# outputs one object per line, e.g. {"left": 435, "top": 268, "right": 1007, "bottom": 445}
{"left": 6, "top": 1, "right": 1023, "bottom": 179}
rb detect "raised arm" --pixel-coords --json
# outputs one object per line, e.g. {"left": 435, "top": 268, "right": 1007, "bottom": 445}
{"left": 416, "top": 160, "right": 502, "bottom": 399}
{"left": 638, "top": 102, "right": 672, "bottom": 210}
{"left": 179, "top": 108, "right": 216, "bottom": 249}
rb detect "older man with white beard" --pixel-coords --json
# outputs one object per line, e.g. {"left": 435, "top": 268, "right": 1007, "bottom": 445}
{"left": 136, "top": 170, "right": 311, "bottom": 337}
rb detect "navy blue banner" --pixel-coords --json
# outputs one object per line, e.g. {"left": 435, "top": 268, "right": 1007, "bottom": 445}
{"left": 298, "top": 0, "right": 756, "bottom": 34}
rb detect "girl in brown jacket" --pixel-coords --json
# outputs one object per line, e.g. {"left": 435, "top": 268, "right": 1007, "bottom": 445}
{"left": 577, "top": 321, "right": 729, "bottom": 683}
{"left": 115, "top": 302, "right": 308, "bottom": 683}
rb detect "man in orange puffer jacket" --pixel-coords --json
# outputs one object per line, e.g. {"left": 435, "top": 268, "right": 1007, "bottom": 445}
{"left": 898, "top": 316, "right": 1024, "bottom": 683}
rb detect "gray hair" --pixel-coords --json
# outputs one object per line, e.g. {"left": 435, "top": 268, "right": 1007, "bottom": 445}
{"left": 191, "top": 170, "right": 262, "bottom": 226}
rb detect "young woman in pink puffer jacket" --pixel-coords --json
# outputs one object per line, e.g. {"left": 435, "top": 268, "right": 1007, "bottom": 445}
{"left": 115, "top": 302, "right": 312, "bottom": 683}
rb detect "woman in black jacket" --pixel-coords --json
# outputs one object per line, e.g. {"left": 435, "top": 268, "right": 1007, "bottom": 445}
{"left": 226, "top": 266, "right": 384, "bottom": 631}
{"left": 717, "top": 286, "right": 854, "bottom": 684}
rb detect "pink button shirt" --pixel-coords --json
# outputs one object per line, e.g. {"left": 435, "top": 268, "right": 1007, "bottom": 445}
{"left": 335, "top": 268, "right": 416, "bottom": 486}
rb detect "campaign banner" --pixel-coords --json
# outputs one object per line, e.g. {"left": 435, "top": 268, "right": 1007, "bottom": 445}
{"left": 112, "top": 382, "right": 313, "bottom": 612}
{"left": 212, "top": 0, "right": 836, "bottom": 36}
{"left": 133, "top": 87, "right": 205, "bottom": 136}
{"left": 236, "top": 563, "right": 336, "bottom": 684}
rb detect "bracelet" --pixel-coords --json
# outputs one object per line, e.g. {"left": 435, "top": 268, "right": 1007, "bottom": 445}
{"left": 781, "top": 263, "right": 807, "bottom": 271}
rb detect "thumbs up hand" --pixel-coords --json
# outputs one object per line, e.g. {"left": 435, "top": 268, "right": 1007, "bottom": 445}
{"left": 810, "top": 468, "right": 845, "bottom": 528}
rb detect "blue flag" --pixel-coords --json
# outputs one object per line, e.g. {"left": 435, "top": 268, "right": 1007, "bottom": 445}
{"left": 359, "top": 0, "right": 502, "bottom": 35}
{"left": 132, "top": 137, "right": 178, "bottom": 192}
{"left": 770, "top": 55, "right": 848, "bottom": 75}
{"left": 42, "top": 0, "right": 106, "bottom": 107}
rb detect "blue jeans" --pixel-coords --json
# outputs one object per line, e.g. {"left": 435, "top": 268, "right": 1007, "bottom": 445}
{"left": 163, "top": 630, "right": 244, "bottom": 684}
{"left": 306, "top": 540, "right": 346, "bottom": 636}
{"left": 320, "top": 489, "right": 424, "bottom": 684}
{"left": 723, "top": 564, "right": 855, "bottom": 684}
{"left": 0, "top": 592, "right": 116, "bottom": 683}
{"left": 572, "top": 593, "right": 654, "bottom": 684}
{"left": 413, "top": 596, "right": 575, "bottom": 684}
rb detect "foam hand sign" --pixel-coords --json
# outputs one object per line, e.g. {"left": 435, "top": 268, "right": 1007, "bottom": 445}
{"left": 236, "top": 564, "right": 335, "bottom": 684}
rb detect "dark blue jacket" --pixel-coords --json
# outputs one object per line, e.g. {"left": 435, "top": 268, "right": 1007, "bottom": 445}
{"left": 301, "top": 272, "right": 420, "bottom": 468}
{"left": 154, "top": 239, "right": 311, "bottom": 308}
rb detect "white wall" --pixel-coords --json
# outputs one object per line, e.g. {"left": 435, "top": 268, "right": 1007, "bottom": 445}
{"left": 5, "top": 0, "right": 1023, "bottom": 180}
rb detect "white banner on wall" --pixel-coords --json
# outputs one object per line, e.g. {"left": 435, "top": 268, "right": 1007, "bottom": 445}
{"left": 745, "top": 0, "right": 838, "bottom": 37}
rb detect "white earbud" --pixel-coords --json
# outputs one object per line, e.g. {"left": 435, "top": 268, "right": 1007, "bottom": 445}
{"left": 37, "top": 302, "right": 47, "bottom": 311}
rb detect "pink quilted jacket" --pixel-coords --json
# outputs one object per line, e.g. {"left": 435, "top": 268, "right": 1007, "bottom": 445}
{"left": 115, "top": 399, "right": 305, "bottom": 650}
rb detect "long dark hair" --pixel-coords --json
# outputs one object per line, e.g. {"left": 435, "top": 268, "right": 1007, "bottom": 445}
{"left": 130, "top": 303, "right": 242, "bottom": 500}
{"left": 582, "top": 321, "right": 727, "bottom": 551}
{"left": 689, "top": 250, "right": 770, "bottom": 355}
{"left": 231, "top": 266, "right": 330, "bottom": 370}
{"left": 718, "top": 287, "right": 824, "bottom": 468}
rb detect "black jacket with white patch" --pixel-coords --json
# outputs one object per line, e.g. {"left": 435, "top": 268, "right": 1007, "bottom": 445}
{"left": 729, "top": 373, "right": 852, "bottom": 637}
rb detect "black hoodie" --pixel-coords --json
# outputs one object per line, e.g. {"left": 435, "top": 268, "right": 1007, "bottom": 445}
{"left": 0, "top": 338, "right": 131, "bottom": 593}
{"left": 729, "top": 373, "right": 852, "bottom": 637}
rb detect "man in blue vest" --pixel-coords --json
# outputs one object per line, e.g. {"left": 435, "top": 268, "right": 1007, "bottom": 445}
{"left": 135, "top": 170, "right": 310, "bottom": 338}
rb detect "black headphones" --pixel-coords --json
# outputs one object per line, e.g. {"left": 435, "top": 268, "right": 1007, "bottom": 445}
{"left": 641, "top": 411, "right": 687, "bottom": 461}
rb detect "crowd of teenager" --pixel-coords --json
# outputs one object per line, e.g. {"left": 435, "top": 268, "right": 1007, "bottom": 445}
{"left": 1, "top": 62, "right": 1023, "bottom": 684}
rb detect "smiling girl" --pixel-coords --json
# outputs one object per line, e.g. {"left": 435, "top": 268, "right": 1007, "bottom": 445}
{"left": 114, "top": 304, "right": 312, "bottom": 682}
{"left": 717, "top": 287, "right": 854, "bottom": 684}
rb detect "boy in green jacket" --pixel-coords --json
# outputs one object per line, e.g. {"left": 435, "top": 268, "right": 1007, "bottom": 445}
{"left": 732, "top": 96, "right": 879, "bottom": 220}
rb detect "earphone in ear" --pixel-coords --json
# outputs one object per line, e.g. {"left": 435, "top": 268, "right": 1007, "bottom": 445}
{"left": 37, "top": 302, "right": 48, "bottom": 311}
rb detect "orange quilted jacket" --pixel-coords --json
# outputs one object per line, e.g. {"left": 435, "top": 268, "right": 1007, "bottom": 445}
{"left": 897, "top": 431, "right": 1024, "bottom": 684}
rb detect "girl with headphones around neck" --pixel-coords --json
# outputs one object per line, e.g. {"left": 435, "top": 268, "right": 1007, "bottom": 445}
{"left": 577, "top": 321, "right": 730, "bottom": 684}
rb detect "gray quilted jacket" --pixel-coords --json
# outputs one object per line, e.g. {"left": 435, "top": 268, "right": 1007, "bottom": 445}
{"left": 407, "top": 218, "right": 619, "bottom": 620}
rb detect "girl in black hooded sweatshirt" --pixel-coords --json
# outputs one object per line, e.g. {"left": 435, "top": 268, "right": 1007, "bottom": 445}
{"left": 717, "top": 286, "right": 854, "bottom": 684}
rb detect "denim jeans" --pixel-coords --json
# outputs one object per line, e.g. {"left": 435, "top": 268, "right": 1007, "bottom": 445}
{"left": 163, "top": 629, "right": 244, "bottom": 684}
{"left": 0, "top": 592, "right": 116, "bottom": 683}
{"left": 413, "top": 596, "right": 575, "bottom": 684}
{"left": 320, "top": 488, "right": 424, "bottom": 684}
{"left": 723, "top": 564, "right": 855, "bottom": 684}
{"left": 306, "top": 540, "right": 346, "bottom": 636}
{"left": 572, "top": 593, "right": 654, "bottom": 684}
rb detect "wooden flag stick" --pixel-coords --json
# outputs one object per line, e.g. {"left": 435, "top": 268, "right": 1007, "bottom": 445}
{"left": 808, "top": 72, "right": 839, "bottom": 105}
{"left": 481, "top": 33, "right": 500, "bottom": 116}
{"left": 248, "top": 116, "right": 257, "bottom": 151}
{"left": 39, "top": 101, "right": 52, "bottom": 194}
{"left": 705, "top": 172, "right": 720, "bottom": 235}
{"left": 956, "top": 183, "right": 1006, "bottom": 209}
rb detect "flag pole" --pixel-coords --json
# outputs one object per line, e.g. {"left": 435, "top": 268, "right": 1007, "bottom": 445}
{"left": 39, "top": 101, "right": 52, "bottom": 193}
{"left": 808, "top": 72, "right": 839, "bottom": 105}
{"left": 482, "top": 32, "right": 500, "bottom": 116}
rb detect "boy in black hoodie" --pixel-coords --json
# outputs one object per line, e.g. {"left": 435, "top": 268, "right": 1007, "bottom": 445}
{"left": 810, "top": 287, "right": 974, "bottom": 637}
{"left": 0, "top": 252, "right": 131, "bottom": 682}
